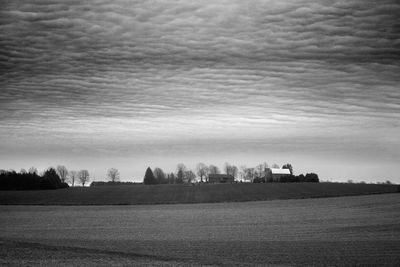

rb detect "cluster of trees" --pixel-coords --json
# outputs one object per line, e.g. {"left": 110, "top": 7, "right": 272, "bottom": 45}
{"left": 142, "top": 162, "right": 317, "bottom": 185}
{"left": 240, "top": 163, "right": 293, "bottom": 181}
{"left": 54, "top": 166, "right": 90, "bottom": 186}
{"left": 143, "top": 164, "right": 198, "bottom": 185}
{"left": 1, "top": 165, "right": 127, "bottom": 188}
{"left": 0, "top": 168, "right": 69, "bottom": 190}
{"left": 0, "top": 166, "right": 90, "bottom": 190}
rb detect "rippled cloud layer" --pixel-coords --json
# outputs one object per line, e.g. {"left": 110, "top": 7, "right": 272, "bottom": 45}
{"left": 1, "top": 0, "right": 399, "bottom": 181}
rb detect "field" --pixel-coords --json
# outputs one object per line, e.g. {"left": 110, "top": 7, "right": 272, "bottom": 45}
{"left": 0, "top": 182, "right": 398, "bottom": 205}
{"left": 1, "top": 193, "right": 400, "bottom": 266}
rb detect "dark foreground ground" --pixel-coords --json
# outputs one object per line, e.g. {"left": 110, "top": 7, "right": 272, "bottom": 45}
{"left": 1, "top": 194, "right": 399, "bottom": 266}
{"left": 0, "top": 182, "right": 398, "bottom": 205}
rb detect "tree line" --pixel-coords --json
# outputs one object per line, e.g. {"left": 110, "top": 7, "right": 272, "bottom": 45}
{"left": 142, "top": 162, "right": 319, "bottom": 185}
{"left": 0, "top": 168, "right": 68, "bottom": 190}
{"left": 0, "top": 166, "right": 90, "bottom": 190}
{"left": 1, "top": 162, "right": 319, "bottom": 189}
{"left": 143, "top": 163, "right": 223, "bottom": 185}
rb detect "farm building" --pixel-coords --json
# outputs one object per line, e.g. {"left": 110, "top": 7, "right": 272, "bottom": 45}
{"left": 266, "top": 168, "right": 291, "bottom": 182}
{"left": 208, "top": 174, "right": 234, "bottom": 183}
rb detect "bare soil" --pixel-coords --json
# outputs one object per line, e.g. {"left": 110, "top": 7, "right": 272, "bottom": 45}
{"left": 1, "top": 193, "right": 399, "bottom": 266}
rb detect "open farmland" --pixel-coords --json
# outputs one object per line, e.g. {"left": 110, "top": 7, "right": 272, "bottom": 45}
{"left": 1, "top": 193, "right": 400, "bottom": 266}
{"left": 0, "top": 182, "right": 398, "bottom": 205}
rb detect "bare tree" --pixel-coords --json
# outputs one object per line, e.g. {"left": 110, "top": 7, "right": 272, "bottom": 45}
{"left": 184, "top": 170, "right": 196, "bottom": 183}
{"left": 271, "top": 163, "right": 280, "bottom": 168}
{"left": 239, "top": 165, "right": 255, "bottom": 182}
{"left": 224, "top": 162, "right": 238, "bottom": 179}
{"left": 107, "top": 168, "right": 120, "bottom": 182}
{"left": 78, "top": 170, "right": 89, "bottom": 186}
{"left": 56, "top": 165, "right": 69, "bottom": 183}
{"left": 20, "top": 168, "right": 27, "bottom": 174}
{"left": 69, "top": 170, "right": 77, "bottom": 187}
{"left": 231, "top": 165, "right": 238, "bottom": 179}
{"left": 224, "top": 162, "right": 230, "bottom": 175}
{"left": 208, "top": 165, "right": 220, "bottom": 175}
{"left": 176, "top": 163, "right": 187, "bottom": 184}
{"left": 196, "top": 163, "right": 208, "bottom": 183}
{"left": 247, "top": 167, "right": 256, "bottom": 182}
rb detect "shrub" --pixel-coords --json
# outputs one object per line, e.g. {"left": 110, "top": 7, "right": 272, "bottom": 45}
{"left": 305, "top": 173, "right": 319, "bottom": 183}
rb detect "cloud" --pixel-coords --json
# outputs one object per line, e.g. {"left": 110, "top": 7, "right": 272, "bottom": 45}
{"left": 0, "top": 0, "right": 399, "bottom": 180}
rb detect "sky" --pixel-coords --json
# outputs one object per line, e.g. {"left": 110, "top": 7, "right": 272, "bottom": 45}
{"left": 1, "top": 0, "right": 399, "bottom": 183}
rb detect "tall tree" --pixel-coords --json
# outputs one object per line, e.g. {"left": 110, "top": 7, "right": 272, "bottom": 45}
{"left": 43, "top": 167, "right": 63, "bottom": 188}
{"left": 78, "top": 170, "right": 89, "bottom": 186}
{"left": 56, "top": 165, "right": 69, "bottom": 183}
{"left": 196, "top": 163, "right": 208, "bottom": 183}
{"left": 184, "top": 170, "right": 196, "bottom": 183}
{"left": 153, "top": 167, "right": 167, "bottom": 184}
{"left": 107, "top": 168, "right": 120, "bottom": 182}
{"left": 176, "top": 163, "right": 187, "bottom": 184}
{"left": 143, "top": 167, "right": 157, "bottom": 185}
{"left": 176, "top": 169, "right": 184, "bottom": 184}
{"left": 69, "top": 170, "right": 77, "bottom": 187}
{"left": 208, "top": 165, "right": 220, "bottom": 175}
{"left": 224, "top": 162, "right": 238, "bottom": 178}
{"left": 224, "top": 162, "right": 231, "bottom": 175}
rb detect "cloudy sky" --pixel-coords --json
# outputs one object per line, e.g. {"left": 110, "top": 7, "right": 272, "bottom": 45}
{"left": 1, "top": 0, "right": 399, "bottom": 183}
